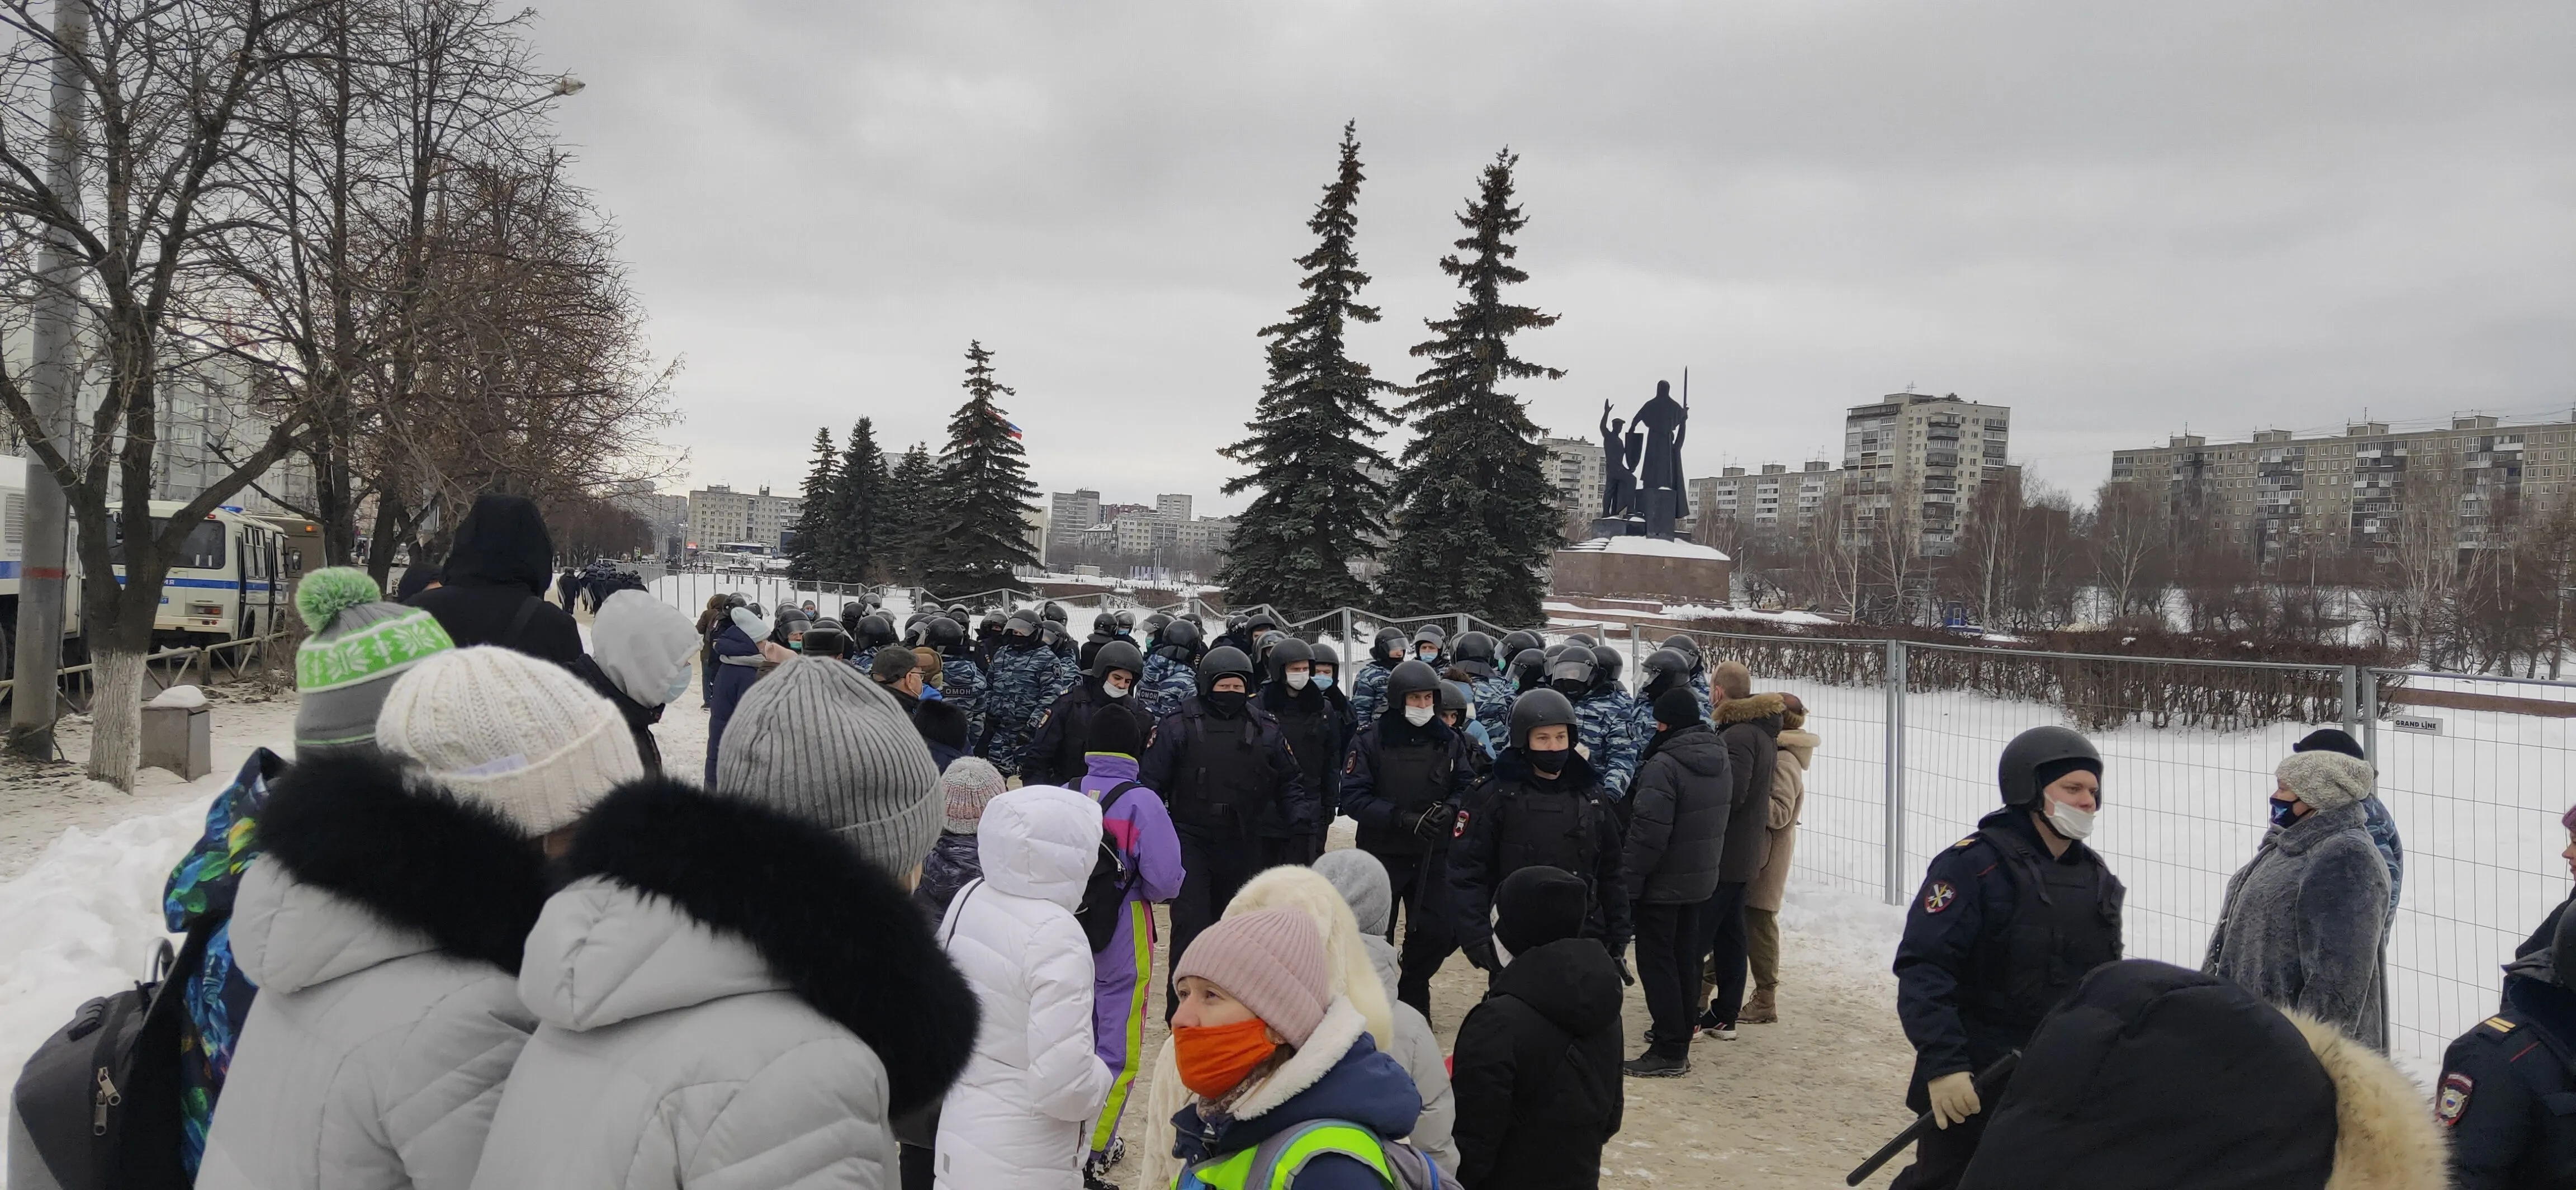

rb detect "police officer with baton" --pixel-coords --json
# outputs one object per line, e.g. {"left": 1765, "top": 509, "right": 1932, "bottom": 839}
{"left": 1887, "top": 726, "right": 2123, "bottom": 1189}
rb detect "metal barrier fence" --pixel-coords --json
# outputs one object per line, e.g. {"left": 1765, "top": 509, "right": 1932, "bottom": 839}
{"left": 1658, "top": 626, "right": 2573, "bottom": 1072}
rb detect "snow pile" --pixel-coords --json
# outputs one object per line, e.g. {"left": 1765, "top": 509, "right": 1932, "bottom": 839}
{"left": 146, "top": 684, "right": 208, "bottom": 709}
{"left": 0, "top": 796, "right": 212, "bottom": 1087}
{"left": 1561, "top": 535, "right": 1731, "bottom": 561}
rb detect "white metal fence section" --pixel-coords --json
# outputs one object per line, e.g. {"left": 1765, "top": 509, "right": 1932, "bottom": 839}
{"left": 1661, "top": 629, "right": 2571, "bottom": 1071}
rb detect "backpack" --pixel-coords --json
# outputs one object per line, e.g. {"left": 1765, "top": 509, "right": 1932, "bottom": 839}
{"left": 1177, "top": 1118, "right": 1441, "bottom": 1190}
{"left": 1074, "top": 782, "right": 1143, "bottom": 953}
{"left": 9, "top": 926, "right": 207, "bottom": 1190}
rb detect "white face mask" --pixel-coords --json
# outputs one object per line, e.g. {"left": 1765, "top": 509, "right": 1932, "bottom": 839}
{"left": 2045, "top": 799, "right": 2096, "bottom": 842}
{"left": 1417, "top": 647, "right": 1438, "bottom": 660}
{"left": 1286, "top": 672, "right": 1310, "bottom": 690}
{"left": 660, "top": 666, "right": 694, "bottom": 705}
{"left": 1101, "top": 678, "right": 1130, "bottom": 699}
{"left": 1404, "top": 705, "right": 1435, "bottom": 727}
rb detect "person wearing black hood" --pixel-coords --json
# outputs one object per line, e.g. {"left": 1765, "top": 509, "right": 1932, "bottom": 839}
{"left": 1888, "top": 725, "right": 2124, "bottom": 1190}
{"left": 1340, "top": 659, "right": 1480, "bottom": 1015}
{"left": 1448, "top": 866, "right": 1625, "bottom": 1190}
{"left": 1620, "top": 686, "right": 1732, "bottom": 1077}
{"left": 1140, "top": 645, "right": 1311, "bottom": 1018}
{"left": 1446, "top": 688, "right": 1632, "bottom": 981}
{"left": 408, "top": 493, "right": 582, "bottom": 667}
{"left": 1258, "top": 637, "right": 1343, "bottom": 864}
{"left": 1019, "top": 638, "right": 1152, "bottom": 787}
{"left": 2441, "top": 905, "right": 2576, "bottom": 1188}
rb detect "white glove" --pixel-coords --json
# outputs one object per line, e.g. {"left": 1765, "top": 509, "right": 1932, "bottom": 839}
{"left": 1926, "top": 1070, "right": 1981, "bottom": 1129}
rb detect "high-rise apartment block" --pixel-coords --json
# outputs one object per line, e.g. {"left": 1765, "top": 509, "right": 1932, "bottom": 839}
{"left": 1690, "top": 461, "right": 1839, "bottom": 534}
{"left": 1841, "top": 393, "right": 2014, "bottom": 556}
{"left": 688, "top": 484, "right": 803, "bottom": 550}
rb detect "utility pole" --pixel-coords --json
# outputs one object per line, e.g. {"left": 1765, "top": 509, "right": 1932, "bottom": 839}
{"left": 9, "top": 0, "right": 87, "bottom": 759}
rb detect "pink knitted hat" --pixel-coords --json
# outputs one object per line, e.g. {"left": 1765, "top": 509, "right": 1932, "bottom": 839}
{"left": 1173, "top": 906, "right": 1332, "bottom": 1047}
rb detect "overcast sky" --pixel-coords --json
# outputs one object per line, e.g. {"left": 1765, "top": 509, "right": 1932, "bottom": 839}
{"left": 532, "top": 1, "right": 2575, "bottom": 514}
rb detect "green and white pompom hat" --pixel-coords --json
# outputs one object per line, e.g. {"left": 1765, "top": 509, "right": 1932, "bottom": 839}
{"left": 292, "top": 567, "right": 456, "bottom": 754}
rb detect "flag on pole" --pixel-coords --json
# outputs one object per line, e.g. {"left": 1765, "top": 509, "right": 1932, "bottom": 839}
{"left": 988, "top": 407, "right": 1024, "bottom": 440}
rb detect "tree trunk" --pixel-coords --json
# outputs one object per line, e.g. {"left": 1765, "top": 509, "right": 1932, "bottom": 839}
{"left": 86, "top": 646, "right": 145, "bottom": 789}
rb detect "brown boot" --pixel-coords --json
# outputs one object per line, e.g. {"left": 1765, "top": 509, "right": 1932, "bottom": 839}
{"left": 1741, "top": 985, "right": 1778, "bottom": 1024}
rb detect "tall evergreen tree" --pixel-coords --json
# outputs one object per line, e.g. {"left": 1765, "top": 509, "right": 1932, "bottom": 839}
{"left": 831, "top": 417, "right": 889, "bottom": 582}
{"left": 1213, "top": 122, "right": 1394, "bottom": 613}
{"left": 785, "top": 427, "right": 840, "bottom": 580}
{"left": 1377, "top": 149, "right": 1564, "bottom": 625}
{"left": 882, "top": 443, "right": 939, "bottom": 583}
{"left": 923, "top": 341, "right": 1039, "bottom": 594}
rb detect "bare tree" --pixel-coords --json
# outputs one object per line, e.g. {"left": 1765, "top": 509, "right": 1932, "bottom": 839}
{"left": 2086, "top": 479, "right": 2167, "bottom": 624}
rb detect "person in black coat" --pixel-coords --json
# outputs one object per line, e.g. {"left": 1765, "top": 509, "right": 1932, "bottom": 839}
{"left": 1255, "top": 636, "right": 1343, "bottom": 865}
{"left": 1620, "top": 686, "right": 1732, "bottom": 1076}
{"left": 1701, "top": 683, "right": 1784, "bottom": 1036}
{"left": 407, "top": 494, "right": 583, "bottom": 668}
{"left": 914, "top": 699, "right": 972, "bottom": 772}
{"left": 1446, "top": 689, "right": 1631, "bottom": 977}
{"left": 1451, "top": 866, "right": 1624, "bottom": 1190}
{"left": 1339, "top": 659, "right": 1479, "bottom": 1016}
{"left": 1019, "top": 639, "right": 1151, "bottom": 787}
{"left": 1139, "top": 645, "right": 1310, "bottom": 1020}
{"left": 2442, "top": 905, "right": 2576, "bottom": 1189}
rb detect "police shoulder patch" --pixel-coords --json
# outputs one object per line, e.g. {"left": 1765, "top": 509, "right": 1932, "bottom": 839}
{"left": 1453, "top": 809, "right": 1471, "bottom": 838}
{"left": 2479, "top": 1015, "right": 2519, "bottom": 1037}
{"left": 1950, "top": 836, "right": 1977, "bottom": 851}
{"left": 1922, "top": 881, "right": 1959, "bottom": 914}
{"left": 2437, "top": 1071, "right": 2473, "bottom": 1126}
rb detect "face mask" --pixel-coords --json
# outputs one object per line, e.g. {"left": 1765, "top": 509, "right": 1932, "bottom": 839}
{"left": 1313, "top": 673, "right": 1334, "bottom": 690}
{"left": 661, "top": 667, "right": 694, "bottom": 705}
{"left": 1286, "top": 672, "right": 1310, "bottom": 690}
{"left": 1404, "top": 704, "right": 1435, "bottom": 727}
{"left": 1551, "top": 678, "right": 1589, "bottom": 700}
{"left": 1172, "top": 1018, "right": 1278, "bottom": 1099}
{"left": 2047, "top": 799, "right": 2096, "bottom": 841}
{"left": 1526, "top": 745, "right": 1570, "bottom": 776}
{"left": 1418, "top": 647, "right": 1438, "bottom": 661}
{"left": 2270, "top": 799, "right": 2300, "bottom": 830}
{"left": 1102, "top": 679, "right": 1130, "bottom": 700}
{"left": 1205, "top": 690, "right": 1249, "bottom": 717}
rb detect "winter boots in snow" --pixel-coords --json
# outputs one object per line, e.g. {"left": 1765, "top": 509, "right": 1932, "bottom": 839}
{"left": 1741, "top": 985, "right": 1778, "bottom": 1024}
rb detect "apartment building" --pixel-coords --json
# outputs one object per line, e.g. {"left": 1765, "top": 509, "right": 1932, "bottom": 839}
{"left": 1841, "top": 393, "right": 2012, "bottom": 555}
{"left": 688, "top": 484, "right": 803, "bottom": 550}
{"left": 1541, "top": 436, "right": 1607, "bottom": 525}
{"left": 2110, "top": 412, "right": 2573, "bottom": 556}
{"left": 1690, "top": 461, "right": 1840, "bottom": 534}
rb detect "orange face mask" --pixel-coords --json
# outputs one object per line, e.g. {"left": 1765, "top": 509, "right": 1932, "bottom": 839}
{"left": 1172, "top": 1017, "right": 1278, "bottom": 1099}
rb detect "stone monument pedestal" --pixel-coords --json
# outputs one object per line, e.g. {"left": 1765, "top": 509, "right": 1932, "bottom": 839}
{"left": 1549, "top": 536, "right": 1732, "bottom": 606}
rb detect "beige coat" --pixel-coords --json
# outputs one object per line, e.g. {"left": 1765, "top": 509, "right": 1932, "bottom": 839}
{"left": 1749, "top": 728, "right": 1817, "bottom": 913}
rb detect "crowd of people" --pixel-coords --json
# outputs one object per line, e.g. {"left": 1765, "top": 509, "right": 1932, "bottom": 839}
{"left": 56, "top": 492, "right": 2576, "bottom": 1189}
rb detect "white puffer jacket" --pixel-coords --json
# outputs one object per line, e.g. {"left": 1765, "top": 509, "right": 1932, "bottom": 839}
{"left": 934, "top": 786, "right": 1114, "bottom": 1190}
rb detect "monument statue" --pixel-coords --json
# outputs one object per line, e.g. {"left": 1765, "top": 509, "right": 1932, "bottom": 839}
{"left": 1594, "top": 379, "right": 1689, "bottom": 539}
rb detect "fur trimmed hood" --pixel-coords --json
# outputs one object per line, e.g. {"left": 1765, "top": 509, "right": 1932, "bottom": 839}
{"left": 2288, "top": 1011, "right": 2448, "bottom": 1190}
{"left": 1776, "top": 727, "right": 1820, "bottom": 768}
{"left": 249, "top": 749, "right": 550, "bottom": 978}
{"left": 1717, "top": 691, "right": 1787, "bottom": 727}
{"left": 541, "top": 776, "right": 979, "bottom": 1115}
{"left": 1167, "top": 997, "right": 1420, "bottom": 1170}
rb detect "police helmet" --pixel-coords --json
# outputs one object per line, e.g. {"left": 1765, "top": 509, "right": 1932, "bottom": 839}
{"left": 1997, "top": 725, "right": 2102, "bottom": 808}
{"left": 1141, "top": 612, "right": 1172, "bottom": 638}
{"left": 1546, "top": 647, "right": 1597, "bottom": 691}
{"left": 1508, "top": 648, "right": 1546, "bottom": 692}
{"left": 1508, "top": 688, "right": 1580, "bottom": 750}
{"left": 1092, "top": 639, "right": 1146, "bottom": 682}
{"left": 1370, "top": 627, "right": 1407, "bottom": 665}
{"left": 1005, "top": 610, "right": 1040, "bottom": 636}
{"left": 1590, "top": 645, "right": 1624, "bottom": 689}
{"left": 1500, "top": 629, "right": 1544, "bottom": 660}
{"left": 1438, "top": 681, "right": 1472, "bottom": 720}
{"left": 802, "top": 619, "right": 849, "bottom": 657}
{"left": 921, "top": 616, "right": 966, "bottom": 649}
{"left": 1410, "top": 623, "right": 1448, "bottom": 648}
{"left": 1041, "top": 601, "right": 1068, "bottom": 625}
{"left": 1386, "top": 659, "right": 1443, "bottom": 709}
{"left": 1308, "top": 641, "right": 1342, "bottom": 672}
{"left": 1566, "top": 632, "right": 1599, "bottom": 648}
{"left": 1453, "top": 631, "right": 1498, "bottom": 665}
{"left": 840, "top": 602, "right": 866, "bottom": 626}
{"left": 1265, "top": 636, "right": 1314, "bottom": 683}
{"left": 1640, "top": 648, "right": 1694, "bottom": 696}
{"left": 856, "top": 613, "right": 896, "bottom": 648}
{"left": 1197, "top": 645, "right": 1257, "bottom": 696}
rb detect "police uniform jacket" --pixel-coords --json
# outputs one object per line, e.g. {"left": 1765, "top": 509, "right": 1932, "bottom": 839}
{"left": 1340, "top": 713, "right": 1479, "bottom": 859}
{"left": 1444, "top": 749, "right": 1632, "bottom": 953}
{"left": 1018, "top": 676, "right": 1153, "bottom": 788}
{"left": 1893, "top": 805, "right": 2123, "bottom": 1109}
{"left": 2440, "top": 974, "right": 2576, "bottom": 1189}
{"left": 1138, "top": 696, "right": 1311, "bottom": 840}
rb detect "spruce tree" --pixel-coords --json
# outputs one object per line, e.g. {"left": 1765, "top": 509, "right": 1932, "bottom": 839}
{"left": 832, "top": 417, "right": 889, "bottom": 581}
{"left": 1213, "top": 122, "right": 1394, "bottom": 613}
{"left": 922, "top": 342, "right": 1039, "bottom": 594}
{"left": 786, "top": 427, "right": 840, "bottom": 581}
{"left": 882, "top": 443, "right": 939, "bottom": 583}
{"left": 1377, "top": 149, "right": 1565, "bottom": 625}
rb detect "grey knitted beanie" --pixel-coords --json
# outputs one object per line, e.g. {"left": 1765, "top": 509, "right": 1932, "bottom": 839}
{"left": 2275, "top": 749, "right": 2374, "bottom": 814}
{"left": 716, "top": 654, "right": 944, "bottom": 879}
{"left": 1311, "top": 848, "right": 1394, "bottom": 937}
{"left": 293, "top": 567, "right": 454, "bottom": 754}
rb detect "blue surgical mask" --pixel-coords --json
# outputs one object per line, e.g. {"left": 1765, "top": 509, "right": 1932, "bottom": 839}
{"left": 2270, "top": 799, "right": 2300, "bottom": 830}
{"left": 661, "top": 667, "right": 693, "bottom": 705}
{"left": 1313, "top": 674, "right": 1334, "bottom": 690}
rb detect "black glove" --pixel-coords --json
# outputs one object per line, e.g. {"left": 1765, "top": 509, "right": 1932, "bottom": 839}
{"left": 1614, "top": 955, "right": 1636, "bottom": 986}
{"left": 1409, "top": 802, "right": 1451, "bottom": 841}
{"left": 1464, "top": 939, "right": 1498, "bottom": 972}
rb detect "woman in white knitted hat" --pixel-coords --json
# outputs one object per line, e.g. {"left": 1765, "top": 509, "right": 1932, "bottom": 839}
{"left": 196, "top": 646, "right": 642, "bottom": 1190}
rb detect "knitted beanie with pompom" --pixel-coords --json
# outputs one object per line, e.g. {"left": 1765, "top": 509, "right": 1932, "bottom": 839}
{"left": 292, "top": 566, "right": 454, "bottom": 754}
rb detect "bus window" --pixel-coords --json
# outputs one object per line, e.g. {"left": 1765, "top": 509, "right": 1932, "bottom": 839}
{"left": 111, "top": 516, "right": 226, "bottom": 570}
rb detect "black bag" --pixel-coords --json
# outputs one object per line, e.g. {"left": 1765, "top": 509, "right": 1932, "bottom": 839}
{"left": 1073, "top": 783, "right": 1143, "bottom": 953}
{"left": 10, "top": 925, "right": 207, "bottom": 1190}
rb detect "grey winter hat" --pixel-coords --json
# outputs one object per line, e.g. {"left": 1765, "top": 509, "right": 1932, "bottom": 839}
{"left": 292, "top": 566, "right": 454, "bottom": 754}
{"left": 2275, "top": 749, "right": 2373, "bottom": 814}
{"left": 1311, "top": 849, "right": 1394, "bottom": 937}
{"left": 715, "top": 654, "right": 944, "bottom": 879}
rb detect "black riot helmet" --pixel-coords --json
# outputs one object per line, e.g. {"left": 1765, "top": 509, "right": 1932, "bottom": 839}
{"left": 949, "top": 603, "right": 976, "bottom": 625}
{"left": 1092, "top": 639, "right": 1146, "bottom": 682}
{"left": 1308, "top": 641, "right": 1341, "bottom": 674}
{"left": 1197, "top": 645, "right": 1257, "bottom": 696}
{"left": 1437, "top": 680, "right": 1471, "bottom": 724}
{"left": 1104, "top": 609, "right": 1137, "bottom": 635}
{"left": 1640, "top": 648, "right": 1694, "bottom": 699}
{"left": 802, "top": 618, "right": 849, "bottom": 657}
{"left": 979, "top": 612, "right": 1007, "bottom": 638}
{"left": 1041, "top": 601, "right": 1068, "bottom": 626}
{"left": 1500, "top": 629, "right": 1543, "bottom": 660}
{"left": 1385, "top": 659, "right": 1443, "bottom": 710}
{"left": 1369, "top": 626, "right": 1407, "bottom": 665}
{"left": 1156, "top": 616, "right": 1204, "bottom": 663}
{"left": 1508, "top": 687, "right": 1580, "bottom": 751}
{"left": 1546, "top": 646, "right": 1596, "bottom": 698}
{"left": 1566, "top": 632, "right": 1599, "bottom": 648}
{"left": 856, "top": 613, "right": 896, "bottom": 648}
{"left": 1005, "top": 610, "right": 1040, "bottom": 638}
{"left": 1141, "top": 612, "right": 1172, "bottom": 639}
{"left": 921, "top": 615, "right": 967, "bottom": 649}
{"left": 1265, "top": 635, "right": 1314, "bottom": 684}
{"left": 1997, "top": 725, "right": 2103, "bottom": 808}
{"left": 1409, "top": 623, "right": 1448, "bottom": 656}
{"left": 1508, "top": 648, "right": 1546, "bottom": 693}
{"left": 840, "top": 601, "right": 866, "bottom": 627}
{"left": 1590, "top": 645, "right": 1624, "bottom": 694}
{"left": 1661, "top": 634, "right": 1706, "bottom": 676}
{"left": 1451, "top": 631, "right": 1499, "bottom": 678}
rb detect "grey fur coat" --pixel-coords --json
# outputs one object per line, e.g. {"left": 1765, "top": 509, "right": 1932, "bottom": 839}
{"left": 2203, "top": 800, "right": 2390, "bottom": 1043}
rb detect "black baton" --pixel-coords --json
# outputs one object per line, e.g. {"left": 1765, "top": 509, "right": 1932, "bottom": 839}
{"left": 1845, "top": 1051, "right": 2020, "bottom": 1187}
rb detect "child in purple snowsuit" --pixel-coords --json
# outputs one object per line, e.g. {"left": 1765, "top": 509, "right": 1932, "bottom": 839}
{"left": 1074, "top": 710, "right": 1184, "bottom": 1179}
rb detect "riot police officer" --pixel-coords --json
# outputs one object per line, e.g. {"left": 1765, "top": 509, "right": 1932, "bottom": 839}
{"left": 1021, "top": 638, "right": 1152, "bottom": 787}
{"left": 1140, "top": 645, "right": 1310, "bottom": 1018}
{"left": 1341, "top": 659, "right": 1479, "bottom": 1014}
{"left": 1257, "top": 636, "right": 1342, "bottom": 864}
{"left": 1348, "top": 626, "right": 1409, "bottom": 725}
{"left": 2440, "top": 906, "right": 2576, "bottom": 1188}
{"left": 1891, "top": 725, "right": 2124, "bottom": 1190}
{"left": 1446, "top": 688, "right": 1632, "bottom": 977}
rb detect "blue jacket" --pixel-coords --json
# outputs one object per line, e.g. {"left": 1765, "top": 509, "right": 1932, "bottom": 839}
{"left": 1170, "top": 1024, "right": 1421, "bottom": 1190}
{"left": 705, "top": 621, "right": 763, "bottom": 785}
{"left": 162, "top": 747, "right": 285, "bottom": 1174}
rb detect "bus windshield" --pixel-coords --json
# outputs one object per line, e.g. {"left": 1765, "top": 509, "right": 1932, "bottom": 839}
{"left": 110, "top": 516, "right": 226, "bottom": 571}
